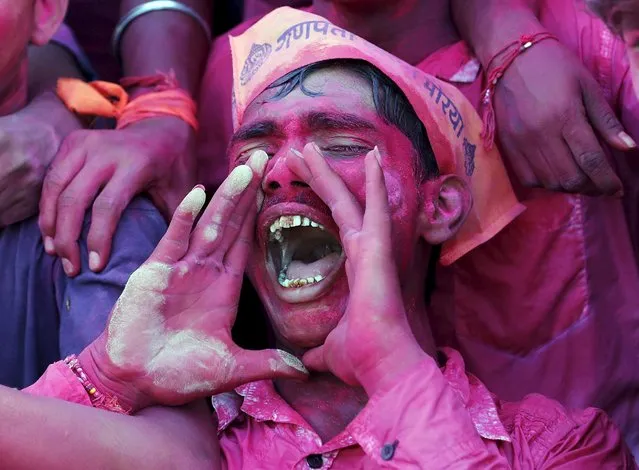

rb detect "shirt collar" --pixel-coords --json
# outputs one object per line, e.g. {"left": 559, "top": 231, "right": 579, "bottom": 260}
{"left": 211, "top": 347, "right": 510, "bottom": 443}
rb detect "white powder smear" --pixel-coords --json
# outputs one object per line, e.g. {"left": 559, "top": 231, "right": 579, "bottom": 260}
{"left": 223, "top": 165, "right": 253, "bottom": 197}
{"left": 106, "top": 262, "right": 173, "bottom": 366}
{"left": 247, "top": 150, "right": 268, "bottom": 176}
{"left": 147, "top": 330, "right": 235, "bottom": 394}
{"left": 203, "top": 225, "right": 218, "bottom": 243}
{"left": 178, "top": 186, "right": 206, "bottom": 216}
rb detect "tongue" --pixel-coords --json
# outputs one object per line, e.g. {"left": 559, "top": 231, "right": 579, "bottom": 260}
{"left": 286, "top": 252, "right": 341, "bottom": 279}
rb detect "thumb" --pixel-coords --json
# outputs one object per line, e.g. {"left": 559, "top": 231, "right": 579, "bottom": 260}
{"left": 582, "top": 76, "right": 636, "bottom": 151}
{"left": 229, "top": 348, "right": 309, "bottom": 386}
{"left": 302, "top": 346, "right": 329, "bottom": 373}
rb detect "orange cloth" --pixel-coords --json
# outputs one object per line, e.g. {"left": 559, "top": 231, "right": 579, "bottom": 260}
{"left": 229, "top": 8, "right": 525, "bottom": 264}
{"left": 56, "top": 74, "right": 199, "bottom": 131}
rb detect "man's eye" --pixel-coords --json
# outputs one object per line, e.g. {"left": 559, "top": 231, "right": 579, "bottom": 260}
{"left": 237, "top": 148, "right": 273, "bottom": 164}
{"left": 322, "top": 145, "right": 370, "bottom": 157}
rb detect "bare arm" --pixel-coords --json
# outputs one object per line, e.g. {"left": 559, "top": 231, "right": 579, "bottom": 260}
{"left": 119, "top": 0, "right": 212, "bottom": 95}
{"left": 0, "top": 388, "right": 220, "bottom": 470}
{"left": 450, "top": 0, "right": 632, "bottom": 196}
{"left": 451, "top": 0, "right": 543, "bottom": 66}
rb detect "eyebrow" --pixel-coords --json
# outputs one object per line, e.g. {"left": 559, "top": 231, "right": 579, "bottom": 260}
{"left": 306, "top": 111, "right": 377, "bottom": 133}
{"left": 230, "top": 120, "right": 282, "bottom": 145}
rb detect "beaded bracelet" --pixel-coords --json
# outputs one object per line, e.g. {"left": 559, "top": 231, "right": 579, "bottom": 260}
{"left": 64, "top": 355, "right": 132, "bottom": 415}
{"left": 479, "top": 32, "right": 558, "bottom": 149}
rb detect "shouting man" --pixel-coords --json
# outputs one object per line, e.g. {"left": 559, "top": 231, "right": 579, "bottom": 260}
{"left": 1, "top": 8, "right": 634, "bottom": 469}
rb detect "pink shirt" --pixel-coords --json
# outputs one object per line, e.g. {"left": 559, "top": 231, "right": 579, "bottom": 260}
{"left": 24, "top": 349, "right": 635, "bottom": 468}
{"left": 196, "top": 2, "right": 639, "bottom": 454}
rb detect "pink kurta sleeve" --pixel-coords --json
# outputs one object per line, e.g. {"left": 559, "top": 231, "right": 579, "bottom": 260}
{"left": 23, "top": 361, "right": 92, "bottom": 406}
{"left": 346, "top": 359, "right": 510, "bottom": 468}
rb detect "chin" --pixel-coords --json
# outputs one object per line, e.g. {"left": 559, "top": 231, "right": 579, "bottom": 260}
{"left": 268, "top": 301, "right": 346, "bottom": 349}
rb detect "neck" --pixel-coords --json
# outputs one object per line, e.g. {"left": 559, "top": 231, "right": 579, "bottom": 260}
{"left": 311, "top": 0, "right": 459, "bottom": 65}
{"left": 0, "top": 58, "right": 28, "bottom": 116}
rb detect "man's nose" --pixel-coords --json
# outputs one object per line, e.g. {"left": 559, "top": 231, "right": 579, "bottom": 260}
{"left": 262, "top": 152, "right": 309, "bottom": 194}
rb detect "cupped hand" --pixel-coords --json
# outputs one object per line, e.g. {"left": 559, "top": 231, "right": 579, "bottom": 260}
{"left": 79, "top": 151, "right": 308, "bottom": 412}
{"left": 0, "top": 113, "right": 62, "bottom": 226}
{"left": 38, "top": 116, "right": 197, "bottom": 277}
{"left": 286, "top": 143, "right": 425, "bottom": 397}
{"left": 494, "top": 39, "right": 635, "bottom": 195}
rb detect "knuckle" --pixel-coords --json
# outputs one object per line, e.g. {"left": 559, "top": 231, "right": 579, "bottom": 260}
{"left": 599, "top": 111, "right": 622, "bottom": 131}
{"left": 43, "top": 170, "right": 67, "bottom": 193}
{"left": 57, "top": 192, "right": 84, "bottom": 210}
{"left": 559, "top": 174, "right": 588, "bottom": 192}
{"left": 92, "top": 196, "right": 124, "bottom": 215}
{"left": 577, "top": 151, "right": 605, "bottom": 175}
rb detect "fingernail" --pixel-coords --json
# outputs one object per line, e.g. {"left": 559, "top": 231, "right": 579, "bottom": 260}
{"left": 61, "top": 258, "right": 74, "bottom": 276}
{"left": 619, "top": 132, "right": 636, "bottom": 148}
{"left": 277, "top": 350, "right": 308, "bottom": 374}
{"left": 89, "top": 251, "right": 101, "bottom": 271}
{"left": 373, "top": 146, "right": 382, "bottom": 164}
{"left": 311, "top": 142, "right": 322, "bottom": 154}
{"left": 248, "top": 150, "right": 268, "bottom": 176}
{"left": 44, "top": 236, "right": 55, "bottom": 254}
{"left": 194, "top": 184, "right": 205, "bottom": 191}
{"left": 224, "top": 165, "right": 253, "bottom": 196}
{"left": 290, "top": 148, "right": 304, "bottom": 159}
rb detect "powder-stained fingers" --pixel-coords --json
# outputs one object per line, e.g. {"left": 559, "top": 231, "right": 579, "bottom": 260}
{"left": 150, "top": 185, "right": 206, "bottom": 264}
{"left": 189, "top": 150, "right": 268, "bottom": 260}
{"left": 223, "top": 190, "right": 258, "bottom": 278}
{"left": 288, "top": 142, "right": 364, "bottom": 242}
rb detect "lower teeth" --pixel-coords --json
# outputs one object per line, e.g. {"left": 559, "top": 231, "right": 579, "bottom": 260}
{"left": 278, "top": 269, "right": 325, "bottom": 288}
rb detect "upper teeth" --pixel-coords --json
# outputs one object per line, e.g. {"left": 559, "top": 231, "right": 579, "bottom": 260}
{"left": 269, "top": 215, "right": 324, "bottom": 236}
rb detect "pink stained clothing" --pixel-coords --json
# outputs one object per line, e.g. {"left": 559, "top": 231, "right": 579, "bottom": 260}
{"left": 211, "top": 349, "right": 634, "bottom": 469}
{"left": 20, "top": 351, "right": 635, "bottom": 468}
{"left": 196, "top": 2, "right": 639, "bottom": 453}
{"left": 22, "top": 361, "right": 92, "bottom": 407}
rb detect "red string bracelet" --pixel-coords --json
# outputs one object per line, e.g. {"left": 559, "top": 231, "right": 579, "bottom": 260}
{"left": 64, "top": 355, "right": 132, "bottom": 415}
{"left": 480, "top": 32, "right": 558, "bottom": 149}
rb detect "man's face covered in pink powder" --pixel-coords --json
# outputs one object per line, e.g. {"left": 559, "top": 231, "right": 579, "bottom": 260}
{"left": 229, "top": 62, "right": 467, "bottom": 350}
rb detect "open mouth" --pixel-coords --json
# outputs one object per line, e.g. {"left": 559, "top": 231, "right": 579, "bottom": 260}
{"left": 267, "top": 214, "right": 343, "bottom": 289}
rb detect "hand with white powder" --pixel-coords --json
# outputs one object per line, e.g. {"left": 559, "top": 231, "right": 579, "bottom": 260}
{"left": 78, "top": 150, "right": 309, "bottom": 412}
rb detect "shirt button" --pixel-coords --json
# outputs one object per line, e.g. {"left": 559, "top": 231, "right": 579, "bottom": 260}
{"left": 306, "top": 454, "right": 323, "bottom": 469}
{"left": 381, "top": 440, "right": 399, "bottom": 461}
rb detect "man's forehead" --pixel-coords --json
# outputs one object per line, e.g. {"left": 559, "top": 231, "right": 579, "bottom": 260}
{"left": 242, "top": 65, "right": 377, "bottom": 124}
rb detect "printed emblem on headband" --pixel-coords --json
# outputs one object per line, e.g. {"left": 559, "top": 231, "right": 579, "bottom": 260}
{"left": 464, "top": 138, "right": 476, "bottom": 176}
{"left": 240, "top": 43, "right": 273, "bottom": 86}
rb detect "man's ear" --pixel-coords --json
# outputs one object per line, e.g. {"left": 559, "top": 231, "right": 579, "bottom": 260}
{"left": 417, "top": 175, "right": 472, "bottom": 245}
{"left": 30, "top": 0, "right": 68, "bottom": 46}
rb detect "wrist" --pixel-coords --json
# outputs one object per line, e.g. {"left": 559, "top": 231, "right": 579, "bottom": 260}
{"left": 358, "top": 342, "right": 427, "bottom": 397}
{"left": 463, "top": 2, "right": 546, "bottom": 67}
{"left": 78, "top": 337, "right": 147, "bottom": 413}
